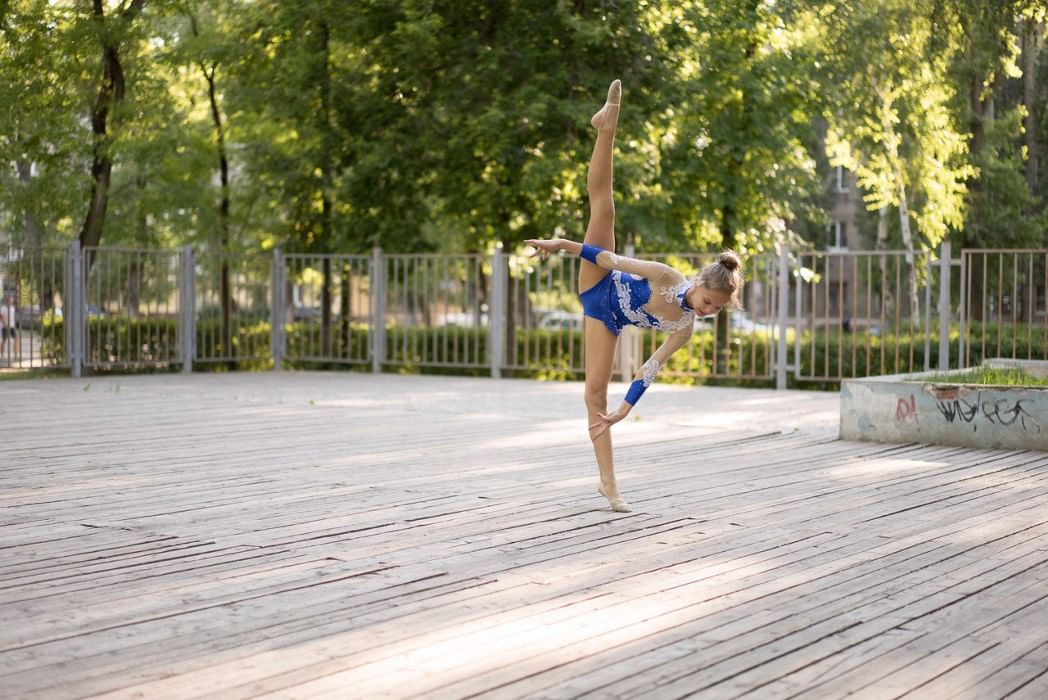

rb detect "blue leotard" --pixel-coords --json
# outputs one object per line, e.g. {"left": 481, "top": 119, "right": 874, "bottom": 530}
{"left": 579, "top": 270, "right": 661, "bottom": 336}
{"left": 576, "top": 244, "right": 701, "bottom": 406}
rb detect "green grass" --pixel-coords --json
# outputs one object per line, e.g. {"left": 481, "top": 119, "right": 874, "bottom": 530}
{"left": 921, "top": 366, "right": 1048, "bottom": 387}
{"left": 0, "top": 367, "right": 71, "bottom": 381}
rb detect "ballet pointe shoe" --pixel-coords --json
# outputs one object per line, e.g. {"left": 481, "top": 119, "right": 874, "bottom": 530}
{"left": 598, "top": 482, "right": 632, "bottom": 513}
{"left": 591, "top": 79, "right": 622, "bottom": 131}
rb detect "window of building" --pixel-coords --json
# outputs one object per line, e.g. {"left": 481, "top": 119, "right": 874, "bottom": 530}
{"left": 835, "top": 165, "right": 849, "bottom": 193}
{"left": 827, "top": 220, "right": 846, "bottom": 251}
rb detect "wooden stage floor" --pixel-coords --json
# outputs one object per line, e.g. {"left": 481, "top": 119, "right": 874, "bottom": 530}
{"left": 1, "top": 372, "right": 1046, "bottom": 699}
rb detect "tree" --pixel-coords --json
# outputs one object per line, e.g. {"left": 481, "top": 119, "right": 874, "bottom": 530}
{"left": 79, "top": 0, "right": 147, "bottom": 263}
{"left": 937, "top": 0, "right": 1044, "bottom": 249}
{"left": 0, "top": 1, "right": 93, "bottom": 249}
{"left": 821, "top": 1, "right": 974, "bottom": 322}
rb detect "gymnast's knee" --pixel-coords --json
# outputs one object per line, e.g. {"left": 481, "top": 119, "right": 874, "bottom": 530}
{"left": 584, "top": 390, "right": 607, "bottom": 423}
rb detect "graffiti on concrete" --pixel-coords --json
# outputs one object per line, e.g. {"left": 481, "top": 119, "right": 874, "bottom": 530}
{"left": 982, "top": 398, "right": 1041, "bottom": 432}
{"left": 935, "top": 391, "right": 1042, "bottom": 432}
{"left": 895, "top": 394, "right": 918, "bottom": 426}
{"left": 936, "top": 396, "right": 979, "bottom": 427}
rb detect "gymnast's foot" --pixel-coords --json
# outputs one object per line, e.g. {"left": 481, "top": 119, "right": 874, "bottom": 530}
{"left": 598, "top": 481, "right": 632, "bottom": 513}
{"left": 591, "top": 79, "right": 621, "bottom": 131}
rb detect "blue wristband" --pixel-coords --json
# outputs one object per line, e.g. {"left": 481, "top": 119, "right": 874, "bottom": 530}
{"left": 580, "top": 244, "right": 604, "bottom": 264}
{"left": 624, "top": 379, "right": 647, "bottom": 406}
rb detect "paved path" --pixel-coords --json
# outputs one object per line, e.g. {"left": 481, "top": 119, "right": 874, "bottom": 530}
{"left": 1, "top": 372, "right": 1046, "bottom": 699}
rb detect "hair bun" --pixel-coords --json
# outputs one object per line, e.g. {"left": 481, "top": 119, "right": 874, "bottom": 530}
{"left": 716, "top": 250, "right": 741, "bottom": 271}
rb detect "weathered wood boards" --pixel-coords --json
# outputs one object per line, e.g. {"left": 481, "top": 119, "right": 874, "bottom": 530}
{"left": 1, "top": 373, "right": 1044, "bottom": 699}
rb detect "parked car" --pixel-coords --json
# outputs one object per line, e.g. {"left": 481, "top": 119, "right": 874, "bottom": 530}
{"left": 292, "top": 305, "right": 322, "bottom": 321}
{"left": 694, "top": 311, "right": 774, "bottom": 335}
{"left": 537, "top": 311, "right": 583, "bottom": 331}
{"left": 438, "top": 311, "right": 488, "bottom": 327}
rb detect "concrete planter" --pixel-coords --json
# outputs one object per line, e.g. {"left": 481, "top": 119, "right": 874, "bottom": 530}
{"left": 840, "top": 360, "right": 1048, "bottom": 450}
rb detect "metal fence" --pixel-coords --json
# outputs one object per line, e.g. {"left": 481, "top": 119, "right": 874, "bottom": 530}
{"left": 792, "top": 249, "right": 942, "bottom": 382}
{"left": 3, "top": 242, "right": 1045, "bottom": 386}
{"left": 194, "top": 250, "right": 273, "bottom": 365}
{"left": 383, "top": 253, "right": 490, "bottom": 371}
{"left": 281, "top": 253, "right": 371, "bottom": 366}
{"left": 960, "top": 249, "right": 1048, "bottom": 368}
{"left": 0, "top": 246, "right": 68, "bottom": 369}
{"left": 80, "top": 247, "right": 184, "bottom": 370}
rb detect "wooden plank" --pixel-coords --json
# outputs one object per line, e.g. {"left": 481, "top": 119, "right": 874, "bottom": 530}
{"left": 1, "top": 372, "right": 1045, "bottom": 700}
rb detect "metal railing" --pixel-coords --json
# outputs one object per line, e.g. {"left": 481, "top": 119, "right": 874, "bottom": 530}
{"left": 960, "top": 249, "right": 1048, "bottom": 368}
{"left": 791, "top": 249, "right": 941, "bottom": 381}
{"left": 6, "top": 242, "right": 1046, "bottom": 386}
{"left": 81, "top": 246, "right": 183, "bottom": 370}
{"left": 194, "top": 250, "right": 272, "bottom": 365}
{"left": 0, "top": 246, "right": 68, "bottom": 369}
{"left": 383, "top": 253, "right": 490, "bottom": 371}
{"left": 502, "top": 251, "right": 586, "bottom": 377}
{"left": 281, "top": 253, "right": 371, "bottom": 366}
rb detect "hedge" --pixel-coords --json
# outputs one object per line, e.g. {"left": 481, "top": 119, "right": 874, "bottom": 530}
{"left": 39, "top": 317, "right": 1046, "bottom": 386}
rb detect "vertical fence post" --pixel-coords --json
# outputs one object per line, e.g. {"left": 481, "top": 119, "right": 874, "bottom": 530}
{"left": 63, "top": 244, "right": 71, "bottom": 374}
{"left": 958, "top": 249, "right": 967, "bottom": 368}
{"left": 68, "top": 240, "right": 83, "bottom": 378}
{"left": 938, "top": 241, "right": 951, "bottom": 371}
{"left": 923, "top": 252, "right": 932, "bottom": 371}
{"left": 794, "top": 254, "right": 803, "bottom": 378}
{"left": 489, "top": 245, "right": 505, "bottom": 379}
{"left": 180, "top": 246, "right": 195, "bottom": 374}
{"left": 776, "top": 244, "right": 789, "bottom": 390}
{"left": 270, "top": 247, "right": 284, "bottom": 370}
{"left": 370, "top": 246, "right": 385, "bottom": 374}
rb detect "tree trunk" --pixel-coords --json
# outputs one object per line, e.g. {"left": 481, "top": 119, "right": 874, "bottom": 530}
{"left": 220, "top": 257, "right": 233, "bottom": 362}
{"left": 318, "top": 19, "right": 334, "bottom": 357}
{"left": 895, "top": 177, "right": 921, "bottom": 326}
{"left": 1023, "top": 20, "right": 1042, "bottom": 196}
{"left": 78, "top": 0, "right": 145, "bottom": 270}
{"left": 340, "top": 262, "right": 351, "bottom": 358}
{"left": 16, "top": 160, "right": 42, "bottom": 249}
{"left": 208, "top": 62, "right": 234, "bottom": 367}
{"left": 127, "top": 173, "right": 146, "bottom": 317}
{"left": 188, "top": 9, "right": 234, "bottom": 369}
{"left": 16, "top": 159, "right": 52, "bottom": 312}
{"left": 126, "top": 259, "right": 141, "bottom": 317}
{"left": 968, "top": 64, "right": 985, "bottom": 157}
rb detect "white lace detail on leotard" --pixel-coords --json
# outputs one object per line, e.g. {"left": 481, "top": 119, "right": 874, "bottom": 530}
{"left": 648, "top": 279, "right": 695, "bottom": 332}
{"left": 613, "top": 273, "right": 655, "bottom": 328}
{"left": 653, "top": 309, "right": 694, "bottom": 333}
{"left": 641, "top": 358, "right": 661, "bottom": 387}
{"left": 662, "top": 279, "right": 691, "bottom": 305}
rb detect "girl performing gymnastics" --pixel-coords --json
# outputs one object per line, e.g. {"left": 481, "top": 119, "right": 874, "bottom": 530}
{"left": 525, "top": 80, "right": 745, "bottom": 513}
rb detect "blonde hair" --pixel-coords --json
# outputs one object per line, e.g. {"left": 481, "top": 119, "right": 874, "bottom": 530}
{"left": 697, "top": 250, "right": 745, "bottom": 309}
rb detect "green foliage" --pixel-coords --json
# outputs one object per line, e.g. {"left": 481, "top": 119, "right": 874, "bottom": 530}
{"left": 819, "top": 1, "right": 975, "bottom": 252}
{"left": 923, "top": 366, "right": 1048, "bottom": 387}
{"left": 40, "top": 312, "right": 1047, "bottom": 386}
{"left": 4, "top": 0, "right": 1048, "bottom": 256}
{"left": 961, "top": 109, "right": 1046, "bottom": 248}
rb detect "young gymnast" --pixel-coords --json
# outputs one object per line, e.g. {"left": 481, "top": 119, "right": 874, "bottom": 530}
{"left": 525, "top": 79, "right": 745, "bottom": 513}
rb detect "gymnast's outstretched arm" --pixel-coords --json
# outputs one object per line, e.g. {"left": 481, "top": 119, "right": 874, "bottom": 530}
{"left": 525, "top": 238, "right": 675, "bottom": 282}
{"left": 590, "top": 324, "right": 694, "bottom": 438}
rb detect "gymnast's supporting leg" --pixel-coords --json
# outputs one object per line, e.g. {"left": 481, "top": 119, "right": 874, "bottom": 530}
{"left": 585, "top": 318, "right": 630, "bottom": 512}
{"left": 580, "top": 80, "right": 630, "bottom": 513}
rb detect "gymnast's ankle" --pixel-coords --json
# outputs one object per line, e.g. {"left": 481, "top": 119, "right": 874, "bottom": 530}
{"left": 591, "top": 79, "right": 622, "bottom": 131}
{"left": 598, "top": 481, "right": 632, "bottom": 513}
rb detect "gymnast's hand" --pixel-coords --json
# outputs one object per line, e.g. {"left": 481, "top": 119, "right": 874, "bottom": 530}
{"left": 524, "top": 238, "right": 561, "bottom": 261}
{"left": 590, "top": 404, "right": 631, "bottom": 439}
